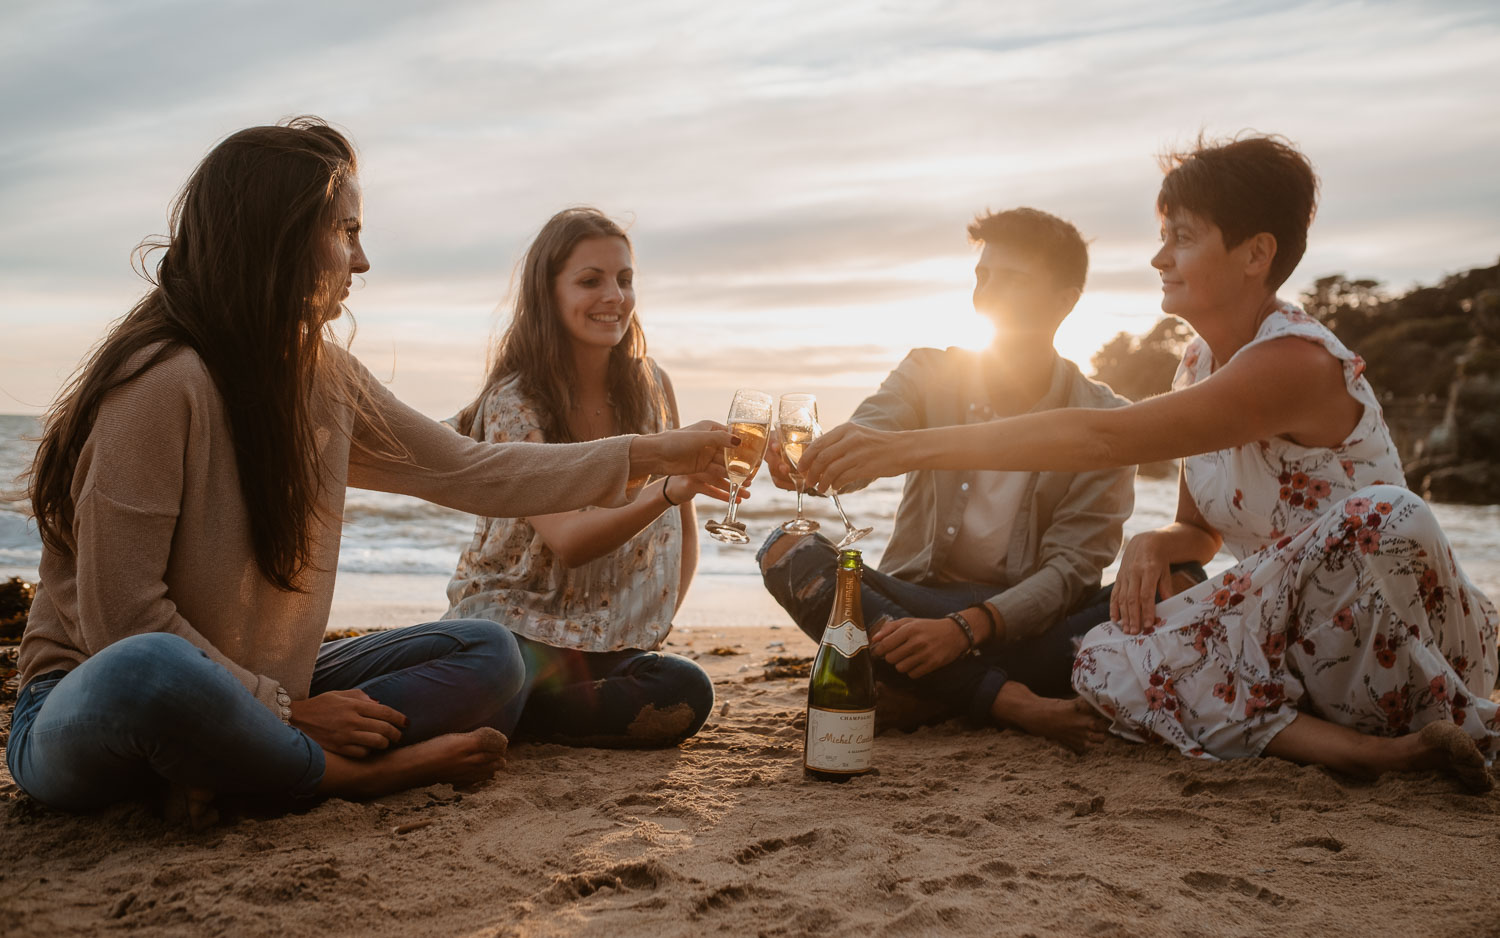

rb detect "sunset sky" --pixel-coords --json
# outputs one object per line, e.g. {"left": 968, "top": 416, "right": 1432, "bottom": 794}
{"left": 3, "top": 0, "right": 1498, "bottom": 423}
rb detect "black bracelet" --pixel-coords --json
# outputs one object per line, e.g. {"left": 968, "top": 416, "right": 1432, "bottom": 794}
{"left": 661, "top": 477, "right": 680, "bottom": 507}
{"left": 945, "top": 611, "right": 976, "bottom": 651}
{"left": 975, "top": 603, "right": 1002, "bottom": 641}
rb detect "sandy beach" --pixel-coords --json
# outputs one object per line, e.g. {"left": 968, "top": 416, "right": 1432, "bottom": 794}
{"left": 3, "top": 577, "right": 1500, "bottom": 938}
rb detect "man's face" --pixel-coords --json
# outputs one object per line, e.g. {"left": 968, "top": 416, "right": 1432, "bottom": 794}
{"left": 971, "top": 242, "right": 1076, "bottom": 340}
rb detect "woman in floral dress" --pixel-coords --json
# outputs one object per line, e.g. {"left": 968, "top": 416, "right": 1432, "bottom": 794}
{"left": 798, "top": 135, "right": 1497, "bottom": 789}
{"left": 444, "top": 208, "right": 736, "bottom": 748}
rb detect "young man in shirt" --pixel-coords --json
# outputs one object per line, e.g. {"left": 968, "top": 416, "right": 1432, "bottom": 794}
{"left": 758, "top": 207, "right": 1134, "bottom": 750}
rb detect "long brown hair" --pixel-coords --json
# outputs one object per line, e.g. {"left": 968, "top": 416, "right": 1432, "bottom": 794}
{"left": 453, "top": 207, "right": 668, "bottom": 442}
{"left": 29, "top": 116, "right": 360, "bottom": 592}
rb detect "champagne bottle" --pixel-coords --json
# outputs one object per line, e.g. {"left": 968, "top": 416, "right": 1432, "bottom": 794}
{"left": 804, "top": 548, "right": 875, "bottom": 782}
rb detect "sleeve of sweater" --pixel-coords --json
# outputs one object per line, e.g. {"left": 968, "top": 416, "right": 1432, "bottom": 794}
{"left": 69, "top": 354, "right": 285, "bottom": 713}
{"left": 341, "top": 353, "right": 637, "bottom": 515}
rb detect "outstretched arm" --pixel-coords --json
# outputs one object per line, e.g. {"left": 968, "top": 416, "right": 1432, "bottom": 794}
{"left": 765, "top": 348, "right": 935, "bottom": 493}
{"left": 344, "top": 351, "right": 733, "bottom": 514}
{"left": 529, "top": 417, "right": 738, "bottom": 569}
{"left": 799, "top": 336, "right": 1362, "bottom": 492}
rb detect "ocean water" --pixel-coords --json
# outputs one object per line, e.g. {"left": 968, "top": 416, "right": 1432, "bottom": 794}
{"left": 3, "top": 413, "right": 1499, "bottom": 601}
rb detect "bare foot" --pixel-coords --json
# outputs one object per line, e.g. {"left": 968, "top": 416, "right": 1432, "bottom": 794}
{"left": 991, "top": 682, "right": 1109, "bottom": 753}
{"left": 874, "top": 680, "right": 954, "bottom": 734}
{"left": 320, "top": 728, "right": 510, "bottom": 800}
{"left": 1416, "top": 722, "right": 1493, "bottom": 794}
{"left": 164, "top": 785, "right": 219, "bottom": 830}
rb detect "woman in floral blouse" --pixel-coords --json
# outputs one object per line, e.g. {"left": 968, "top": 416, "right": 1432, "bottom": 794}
{"left": 444, "top": 208, "right": 736, "bottom": 748}
{"left": 799, "top": 135, "right": 1497, "bottom": 790}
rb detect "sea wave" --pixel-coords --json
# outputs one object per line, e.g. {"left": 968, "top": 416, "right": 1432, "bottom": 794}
{"left": 4, "top": 415, "right": 1499, "bottom": 599}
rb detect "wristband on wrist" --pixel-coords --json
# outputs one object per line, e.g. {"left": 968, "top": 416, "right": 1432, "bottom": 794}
{"left": 661, "top": 477, "right": 680, "bottom": 507}
{"left": 275, "top": 686, "right": 293, "bottom": 725}
{"left": 945, "top": 611, "right": 977, "bottom": 651}
{"left": 975, "top": 603, "right": 1002, "bottom": 642}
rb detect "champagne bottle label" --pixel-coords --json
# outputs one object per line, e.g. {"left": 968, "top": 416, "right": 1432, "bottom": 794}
{"left": 819, "top": 619, "right": 866, "bottom": 659}
{"left": 805, "top": 707, "right": 874, "bottom": 773}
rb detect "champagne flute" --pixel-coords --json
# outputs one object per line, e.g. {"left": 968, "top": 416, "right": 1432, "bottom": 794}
{"left": 777, "top": 393, "right": 821, "bottom": 534}
{"left": 811, "top": 416, "right": 874, "bottom": 549}
{"left": 705, "top": 389, "right": 772, "bottom": 545}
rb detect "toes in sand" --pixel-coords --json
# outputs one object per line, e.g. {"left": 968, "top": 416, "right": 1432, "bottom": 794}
{"left": 1418, "top": 721, "right": 1493, "bottom": 794}
{"left": 1009, "top": 696, "right": 1109, "bottom": 754}
{"left": 163, "top": 785, "right": 219, "bottom": 830}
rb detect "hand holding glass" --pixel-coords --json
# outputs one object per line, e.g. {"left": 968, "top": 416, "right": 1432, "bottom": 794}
{"left": 777, "top": 394, "right": 871, "bottom": 549}
{"left": 705, "top": 389, "right": 772, "bottom": 545}
{"left": 814, "top": 417, "right": 874, "bottom": 549}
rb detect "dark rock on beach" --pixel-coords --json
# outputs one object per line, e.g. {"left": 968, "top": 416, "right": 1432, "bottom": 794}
{"left": 2, "top": 577, "right": 33, "bottom": 717}
{"left": 1097, "top": 262, "right": 1500, "bottom": 502}
{"left": 1, "top": 576, "right": 33, "bottom": 643}
{"left": 1403, "top": 290, "right": 1500, "bottom": 502}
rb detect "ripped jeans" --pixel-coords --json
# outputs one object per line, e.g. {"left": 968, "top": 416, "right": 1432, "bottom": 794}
{"left": 488, "top": 632, "right": 715, "bottom": 748}
{"left": 759, "top": 530, "right": 1101, "bottom": 724}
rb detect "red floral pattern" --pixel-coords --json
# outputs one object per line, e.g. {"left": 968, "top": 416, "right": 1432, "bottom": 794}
{"left": 1072, "top": 308, "right": 1499, "bottom": 760}
{"left": 1173, "top": 305, "right": 1406, "bottom": 559}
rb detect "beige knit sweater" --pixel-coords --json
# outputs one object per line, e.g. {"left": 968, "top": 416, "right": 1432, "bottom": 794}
{"left": 18, "top": 343, "right": 637, "bottom": 714}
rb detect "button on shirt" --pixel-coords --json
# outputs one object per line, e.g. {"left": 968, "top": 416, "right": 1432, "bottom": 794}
{"left": 944, "top": 469, "right": 1031, "bottom": 585}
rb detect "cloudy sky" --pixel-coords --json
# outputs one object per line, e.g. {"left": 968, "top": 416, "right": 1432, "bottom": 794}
{"left": 2, "top": 0, "right": 1498, "bottom": 423}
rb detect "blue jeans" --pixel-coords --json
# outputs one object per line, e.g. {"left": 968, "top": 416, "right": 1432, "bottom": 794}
{"left": 491, "top": 633, "right": 714, "bottom": 748}
{"left": 7, "top": 619, "right": 523, "bottom": 811}
{"left": 759, "top": 530, "right": 1100, "bottom": 723}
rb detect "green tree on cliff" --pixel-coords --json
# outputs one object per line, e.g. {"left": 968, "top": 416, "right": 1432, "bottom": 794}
{"left": 1090, "top": 316, "right": 1193, "bottom": 402}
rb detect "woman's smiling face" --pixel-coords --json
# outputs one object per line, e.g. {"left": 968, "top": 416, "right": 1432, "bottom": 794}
{"left": 1152, "top": 209, "right": 1247, "bottom": 323}
{"left": 553, "top": 236, "right": 635, "bottom": 351}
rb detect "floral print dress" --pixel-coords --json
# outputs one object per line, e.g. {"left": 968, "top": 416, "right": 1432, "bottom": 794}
{"left": 442, "top": 374, "right": 682, "bottom": 653}
{"left": 1072, "top": 303, "right": 1500, "bottom": 759}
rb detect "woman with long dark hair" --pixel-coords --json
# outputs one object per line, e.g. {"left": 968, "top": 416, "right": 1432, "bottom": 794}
{"left": 445, "top": 207, "right": 730, "bottom": 748}
{"left": 799, "top": 135, "right": 1497, "bottom": 790}
{"left": 9, "top": 120, "right": 729, "bottom": 821}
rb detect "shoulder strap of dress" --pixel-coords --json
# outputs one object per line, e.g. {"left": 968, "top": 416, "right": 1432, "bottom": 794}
{"left": 1244, "top": 304, "right": 1357, "bottom": 361}
{"left": 1242, "top": 303, "right": 1374, "bottom": 398}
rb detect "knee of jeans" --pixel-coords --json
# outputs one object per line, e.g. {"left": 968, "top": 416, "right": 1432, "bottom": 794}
{"left": 89, "top": 633, "right": 223, "bottom": 719}
{"left": 450, "top": 619, "right": 526, "bottom": 704}
{"left": 673, "top": 658, "right": 716, "bottom": 727}
{"left": 631, "top": 655, "right": 714, "bottom": 744}
{"left": 756, "top": 529, "right": 785, "bottom": 573}
{"left": 757, "top": 529, "right": 821, "bottom": 581}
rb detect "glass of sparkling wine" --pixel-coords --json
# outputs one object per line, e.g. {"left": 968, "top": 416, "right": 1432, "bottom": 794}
{"left": 705, "top": 389, "right": 772, "bottom": 545}
{"left": 777, "top": 393, "right": 821, "bottom": 534}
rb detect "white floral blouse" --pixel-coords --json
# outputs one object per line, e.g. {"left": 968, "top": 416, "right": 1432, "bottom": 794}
{"left": 442, "top": 374, "right": 681, "bottom": 653}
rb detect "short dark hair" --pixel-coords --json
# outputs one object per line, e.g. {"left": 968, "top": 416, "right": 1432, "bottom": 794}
{"left": 967, "top": 207, "right": 1089, "bottom": 292}
{"left": 1157, "top": 134, "right": 1319, "bottom": 290}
